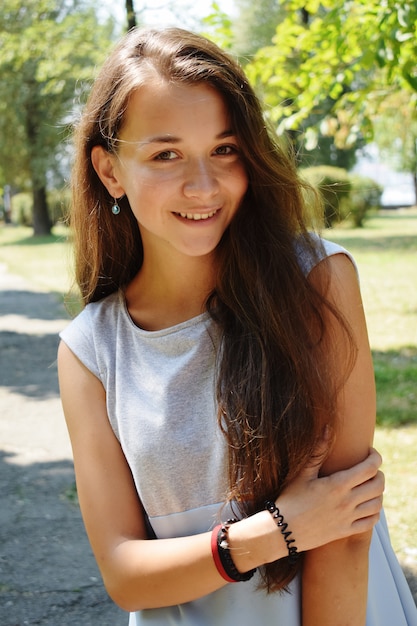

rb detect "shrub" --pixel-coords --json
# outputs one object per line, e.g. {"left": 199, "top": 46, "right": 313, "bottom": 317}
{"left": 11, "top": 192, "right": 33, "bottom": 226}
{"left": 10, "top": 188, "right": 71, "bottom": 227}
{"left": 300, "top": 166, "right": 351, "bottom": 227}
{"left": 347, "top": 174, "right": 383, "bottom": 227}
{"left": 301, "top": 167, "right": 383, "bottom": 228}
{"left": 48, "top": 187, "right": 71, "bottom": 224}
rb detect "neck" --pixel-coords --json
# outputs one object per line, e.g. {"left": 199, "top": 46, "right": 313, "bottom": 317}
{"left": 125, "top": 251, "right": 217, "bottom": 331}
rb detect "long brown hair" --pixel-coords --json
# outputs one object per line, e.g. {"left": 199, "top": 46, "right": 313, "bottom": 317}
{"left": 70, "top": 27, "right": 354, "bottom": 591}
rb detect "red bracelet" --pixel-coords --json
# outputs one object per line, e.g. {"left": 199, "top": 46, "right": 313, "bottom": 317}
{"left": 211, "top": 524, "right": 237, "bottom": 583}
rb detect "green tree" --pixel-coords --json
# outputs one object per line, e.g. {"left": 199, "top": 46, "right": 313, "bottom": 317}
{"left": 374, "top": 91, "right": 417, "bottom": 204}
{"left": 232, "top": 0, "right": 285, "bottom": 59}
{"left": 204, "top": 1, "right": 359, "bottom": 168}
{"left": 0, "top": 0, "right": 113, "bottom": 234}
{"left": 201, "top": 2, "right": 235, "bottom": 51}
{"left": 126, "top": 0, "right": 137, "bottom": 30}
{"left": 246, "top": 0, "right": 417, "bottom": 142}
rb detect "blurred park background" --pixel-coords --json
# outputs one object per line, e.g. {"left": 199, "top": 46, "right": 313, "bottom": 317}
{"left": 1, "top": 0, "right": 416, "bottom": 612}
{"left": 1, "top": 0, "right": 416, "bottom": 232}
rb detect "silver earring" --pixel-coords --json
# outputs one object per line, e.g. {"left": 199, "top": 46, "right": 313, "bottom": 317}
{"left": 112, "top": 198, "right": 121, "bottom": 215}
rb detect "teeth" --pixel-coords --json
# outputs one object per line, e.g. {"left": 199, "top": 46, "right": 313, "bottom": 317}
{"left": 178, "top": 210, "right": 217, "bottom": 221}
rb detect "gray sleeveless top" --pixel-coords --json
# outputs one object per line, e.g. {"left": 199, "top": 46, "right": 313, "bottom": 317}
{"left": 60, "top": 239, "right": 416, "bottom": 626}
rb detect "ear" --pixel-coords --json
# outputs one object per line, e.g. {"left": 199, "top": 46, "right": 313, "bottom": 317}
{"left": 91, "top": 146, "right": 125, "bottom": 198}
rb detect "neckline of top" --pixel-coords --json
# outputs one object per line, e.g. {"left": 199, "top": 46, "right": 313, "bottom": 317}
{"left": 117, "top": 290, "right": 211, "bottom": 336}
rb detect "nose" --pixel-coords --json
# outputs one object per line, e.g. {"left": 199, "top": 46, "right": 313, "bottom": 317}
{"left": 183, "top": 159, "right": 219, "bottom": 199}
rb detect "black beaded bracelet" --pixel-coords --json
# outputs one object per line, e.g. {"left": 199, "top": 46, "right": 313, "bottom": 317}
{"left": 217, "top": 519, "right": 257, "bottom": 582}
{"left": 265, "top": 501, "right": 299, "bottom": 565}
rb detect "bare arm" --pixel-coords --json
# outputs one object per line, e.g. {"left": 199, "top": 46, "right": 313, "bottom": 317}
{"left": 301, "top": 253, "right": 377, "bottom": 626}
{"left": 58, "top": 286, "right": 382, "bottom": 612}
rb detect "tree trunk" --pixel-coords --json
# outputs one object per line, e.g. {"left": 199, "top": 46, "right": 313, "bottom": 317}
{"left": 32, "top": 184, "right": 51, "bottom": 235}
{"left": 126, "top": 0, "right": 136, "bottom": 30}
{"left": 23, "top": 80, "right": 51, "bottom": 236}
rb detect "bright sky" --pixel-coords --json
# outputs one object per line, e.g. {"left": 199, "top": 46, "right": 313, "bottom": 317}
{"left": 107, "top": 0, "right": 236, "bottom": 30}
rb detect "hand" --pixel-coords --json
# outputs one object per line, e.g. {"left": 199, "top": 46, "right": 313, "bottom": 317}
{"left": 276, "top": 447, "right": 384, "bottom": 553}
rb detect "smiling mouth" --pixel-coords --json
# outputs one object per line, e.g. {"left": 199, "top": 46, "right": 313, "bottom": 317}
{"left": 175, "top": 209, "right": 219, "bottom": 221}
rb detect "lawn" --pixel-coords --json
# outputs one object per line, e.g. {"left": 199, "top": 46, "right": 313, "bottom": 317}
{"left": 0, "top": 224, "right": 80, "bottom": 314}
{"left": 1, "top": 209, "right": 416, "bottom": 571}
{"left": 326, "top": 209, "right": 417, "bottom": 568}
{"left": 0, "top": 224, "right": 72, "bottom": 293}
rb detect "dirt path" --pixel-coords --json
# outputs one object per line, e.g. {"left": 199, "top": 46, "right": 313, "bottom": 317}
{"left": 0, "top": 264, "right": 126, "bottom": 625}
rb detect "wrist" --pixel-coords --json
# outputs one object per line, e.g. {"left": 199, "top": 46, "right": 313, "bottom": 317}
{"left": 226, "top": 510, "right": 288, "bottom": 572}
{"left": 265, "top": 501, "right": 299, "bottom": 564}
{"left": 211, "top": 521, "right": 256, "bottom": 582}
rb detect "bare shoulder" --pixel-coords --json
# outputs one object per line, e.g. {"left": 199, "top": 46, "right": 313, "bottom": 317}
{"left": 308, "top": 250, "right": 359, "bottom": 299}
{"left": 58, "top": 339, "right": 108, "bottom": 441}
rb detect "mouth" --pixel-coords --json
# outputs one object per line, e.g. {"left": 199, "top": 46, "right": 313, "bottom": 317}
{"left": 174, "top": 209, "right": 219, "bottom": 221}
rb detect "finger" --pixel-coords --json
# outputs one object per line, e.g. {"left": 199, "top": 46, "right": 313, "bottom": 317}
{"left": 368, "top": 447, "right": 383, "bottom": 469}
{"left": 350, "top": 511, "right": 382, "bottom": 535}
{"left": 356, "top": 448, "right": 383, "bottom": 481}
{"left": 355, "top": 494, "right": 384, "bottom": 519}
{"left": 352, "top": 469, "right": 385, "bottom": 502}
{"left": 354, "top": 470, "right": 385, "bottom": 505}
{"left": 347, "top": 472, "right": 385, "bottom": 516}
{"left": 335, "top": 448, "right": 383, "bottom": 490}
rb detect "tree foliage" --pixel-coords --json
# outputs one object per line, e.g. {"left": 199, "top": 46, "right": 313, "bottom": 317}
{"left": 0, "top": 0, "right": 114, "bottom": 234}
{"left": 246, "top": 0, "right": 417, "bottom": 142}
{"left": 232, "top": 0, "right": 285, "bottom": 59}
{"left": 373, "top": 91, "right": 417, "bottom": 202}
{"left": 201, "top": 2, "right": 235, "bottom": 51}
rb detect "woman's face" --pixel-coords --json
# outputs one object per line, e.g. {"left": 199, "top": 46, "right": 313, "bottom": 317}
{"left": 99, "top": 80, "right": 248, "bottom": 262}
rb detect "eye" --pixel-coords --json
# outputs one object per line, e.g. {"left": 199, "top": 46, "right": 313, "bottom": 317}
{"left": 154, "top": 150, "right": 178, "bottom": 161}
{"left": 214, "top": 144, "right": 238, "bottom": 156}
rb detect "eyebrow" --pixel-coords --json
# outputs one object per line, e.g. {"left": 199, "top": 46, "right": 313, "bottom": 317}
{"left": 143, "top": 129, "right": 236, "bottom": 144}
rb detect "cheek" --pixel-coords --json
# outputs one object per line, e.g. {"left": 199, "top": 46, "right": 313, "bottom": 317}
{"left": 233, "top": 166, "right": 249, "bottom": 201}
{"left": 124, "top": 167, "right": 186, "bottom": 196}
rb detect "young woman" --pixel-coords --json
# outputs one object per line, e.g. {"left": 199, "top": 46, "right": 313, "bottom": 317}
{"left": 58, "top": 27, "right": 416, "bottom": 626}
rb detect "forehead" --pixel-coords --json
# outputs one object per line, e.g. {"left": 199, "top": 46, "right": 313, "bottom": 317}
{"left": 119, "top": 80, "right": 231, "bottom": 141}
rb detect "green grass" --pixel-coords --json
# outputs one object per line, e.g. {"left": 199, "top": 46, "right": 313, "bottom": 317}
{"left": 0, "top": 224, "right": 73, "bottom": 293}
{"left": 373, "top": 347, "right": 417, "bottom": 426}
{"left": 374, "top": 425, "right": 417, "bottom": 566}
{"left": 326, "top": 209, "right": 417, "bottom": 566}
{"left": 1, "top": 210, "right": 417, "bottom": 569}
{"left": 326, "top": 211, "right": 417, "bottom": 352}
{"left": 0, "top": 223, "right": 80, "bottom": 314}
{"left": 326, "top": 209, "right": 417, "bottom": 427}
